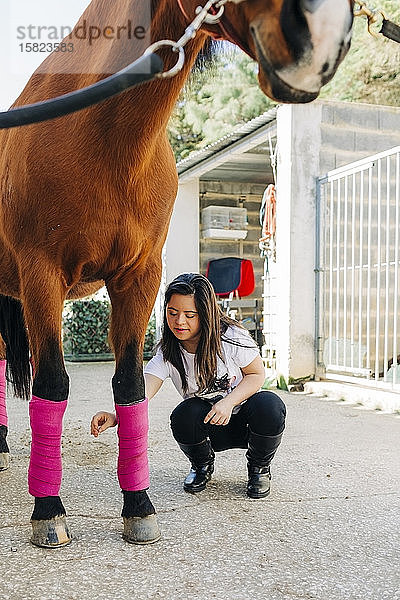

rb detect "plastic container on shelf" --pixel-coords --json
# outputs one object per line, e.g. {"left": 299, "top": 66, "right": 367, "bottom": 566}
{"left": 229, "top": 207, "right": 247, "bottom": 230}
{"left": 202, "top": 205, "right": 247, "bottom": 231}
{"left": 202, "top": 205, "right": 230, "bottom": 230}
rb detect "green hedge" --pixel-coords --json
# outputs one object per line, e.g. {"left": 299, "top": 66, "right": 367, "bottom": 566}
{"left": 63, "top": 299, "right": 156, "bottom": 359}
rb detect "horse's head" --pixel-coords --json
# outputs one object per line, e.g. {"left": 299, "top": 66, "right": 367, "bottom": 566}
{"left": 201, "top": 0, "right": 354, "bottom": 103}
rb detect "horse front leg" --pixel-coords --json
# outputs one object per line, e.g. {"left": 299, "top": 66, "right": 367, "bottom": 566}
{"left": 0, "top": 335, "right": 9, "bottom": 471}
{"left": 21, "top": 263, "right": 72, "bottom": 548}
{"left": 107, "top": 265, "right": 161, "bottom": 545}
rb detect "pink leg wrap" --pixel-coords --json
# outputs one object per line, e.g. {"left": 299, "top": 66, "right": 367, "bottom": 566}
{"left": 28, "top": 395, "right": 67, "bottom": 497}
{"left": 116, "top": 399, "right": 150, "bottom": 491}
{"left": 0, "top": 360, "right": 8, "bottom": 428}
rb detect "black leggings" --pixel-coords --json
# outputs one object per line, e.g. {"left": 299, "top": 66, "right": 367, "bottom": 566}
{"left": 170, "top": 391, "right": 286, "bottom": 452}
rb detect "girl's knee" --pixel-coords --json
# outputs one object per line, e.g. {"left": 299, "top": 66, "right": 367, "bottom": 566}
{"left": 246, "top": 391, "right": 286, "bottom": 435}
{"left": 170, "top": 397, "right": 209, "bottom": 434}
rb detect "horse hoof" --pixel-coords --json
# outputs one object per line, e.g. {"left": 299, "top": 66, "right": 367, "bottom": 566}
{"left": 30, "top": 515, "right": 73, "bottom": 548}
{"left": 0, "top": 452, "right": 9, "bottom": 471}
{"left": 122, "top": 514, "right": 161, "bottom": 545}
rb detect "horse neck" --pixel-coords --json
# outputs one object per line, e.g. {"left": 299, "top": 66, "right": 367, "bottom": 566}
{"left": 79, "top": 0, "right": 208, "bottom": 160}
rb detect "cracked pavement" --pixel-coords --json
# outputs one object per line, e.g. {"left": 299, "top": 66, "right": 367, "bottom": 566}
{"left": 0, "top": 361, "right": 399, "bottom": 600}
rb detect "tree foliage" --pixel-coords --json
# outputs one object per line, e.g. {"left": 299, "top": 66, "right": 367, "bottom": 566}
{"left": 168, "top": 46, "right": 275, "bottom": 161}
{"left": 169, "top": 2, "right": 399, "bottom": 161}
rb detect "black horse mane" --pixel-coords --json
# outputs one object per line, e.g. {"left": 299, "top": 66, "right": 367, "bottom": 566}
{"left": 194, "top": 39, "right": 222, "bottom": 71}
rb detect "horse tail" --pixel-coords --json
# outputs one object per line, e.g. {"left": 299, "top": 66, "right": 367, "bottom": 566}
{"left": 0, "top": 295, "right": 31, "bottom": 401}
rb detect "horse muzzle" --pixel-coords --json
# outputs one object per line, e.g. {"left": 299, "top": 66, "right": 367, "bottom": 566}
{"left": 254, "top": 38, "right": 319, "bottom": 103}
{"left": 250, "top": 0, "right": 353, "bottom": 103}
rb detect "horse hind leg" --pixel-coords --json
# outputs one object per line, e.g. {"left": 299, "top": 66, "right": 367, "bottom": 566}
{"left": 0, "top": 293, "right": 32, "bottom": 471}
{"left": 20, "top": 261, "right": 72, "bottom": 548}
{"left": 107, "top": 264, "right": 162, "bottom": 545}
{"left": 0, "top": 334, "right": 9, "bottom": 471}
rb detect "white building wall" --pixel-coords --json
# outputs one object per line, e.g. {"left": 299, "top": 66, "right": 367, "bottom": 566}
{"left": 155, "top": 179, "right": 200, "bottom": 338}
{"left": 275, "top": 103, "right": 322, "bottom": 381}
{"left": 164, "top": 178, "right": 200, "bottom": 282}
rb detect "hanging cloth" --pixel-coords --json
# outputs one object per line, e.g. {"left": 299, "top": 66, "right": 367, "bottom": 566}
{"left": 259, "top": 184, "right": 276, "bottom": 243}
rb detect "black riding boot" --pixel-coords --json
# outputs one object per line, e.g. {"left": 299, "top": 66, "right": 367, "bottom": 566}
{"left": 178, "top": 439, "right": 215, "bottom": 493}
{"left": 246, "top": 429, "right": 283, "bottom": 499}
{"left": 0, "top": 425, "right": 9, "bottom": 471}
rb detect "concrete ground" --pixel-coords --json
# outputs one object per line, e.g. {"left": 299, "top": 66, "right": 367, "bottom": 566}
{"left": 0, "top": 361, "right": 399, "bottom": 600}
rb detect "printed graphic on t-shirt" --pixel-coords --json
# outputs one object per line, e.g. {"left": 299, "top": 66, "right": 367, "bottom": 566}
{"left": 197, "top": 373, "right": 237, "bottom": 402}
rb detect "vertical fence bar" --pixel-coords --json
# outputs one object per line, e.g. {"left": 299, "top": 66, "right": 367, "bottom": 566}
{"left": 358, "top": 170, "right": 364, "bottom": 370}
{"left": 350, "top": 173, "right": 356, "bottom": 369}
{"left": 328, "top": 181, "right": 334, "bottom": 365}
{"left": 366, "top": 166, "right": 372, "bottom": 376}
{"left": 315, "top": 180, "right": 322, "bottom": 371}
{"left": 383, "top": 157, "right": 391, "bottom": 381}
{"left": 375, "top": 159, "right": 382, "bottom": 380}
{"left": 343, "top": 176, "right": 348, "bottom": 368}
{"left": 336, "top": 179, "right": 341, "bottom": 366}
{"left": 393, "top": 151, "right": 400, "bottom": 386}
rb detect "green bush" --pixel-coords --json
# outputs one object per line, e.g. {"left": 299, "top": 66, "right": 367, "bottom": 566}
{"left": 143, "top": 313, "right": 156, "bottom": 357}
{"left": 63, "top": 300, "right": 157, "bottom": 359}
{"left": 63, "top": 299, "right": 112, "bottom": 357}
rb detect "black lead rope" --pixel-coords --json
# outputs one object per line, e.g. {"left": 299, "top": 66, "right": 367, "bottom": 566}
{"left": 0, "top": 53, "right": 163, "bottom": 130}
{"left": 380, "top": 18, "right": 400, "bottom": 44}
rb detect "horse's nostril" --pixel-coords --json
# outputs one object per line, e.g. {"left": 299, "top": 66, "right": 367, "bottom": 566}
{"left": 322, "top": 61, "right": 329, "bottom": 73}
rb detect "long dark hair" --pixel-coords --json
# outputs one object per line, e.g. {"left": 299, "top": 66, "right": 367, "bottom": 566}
{"left": 160, "top": 273, "right": 239, "bottom": 394}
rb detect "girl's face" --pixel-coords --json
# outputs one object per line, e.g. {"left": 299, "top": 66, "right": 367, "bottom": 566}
{"left": 166, "top": 294, "right": 201, "bottom": 347}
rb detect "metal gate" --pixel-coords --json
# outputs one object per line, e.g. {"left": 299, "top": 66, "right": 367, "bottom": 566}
{"left": 316, "top": 146, "right": 400, "bottom": 389}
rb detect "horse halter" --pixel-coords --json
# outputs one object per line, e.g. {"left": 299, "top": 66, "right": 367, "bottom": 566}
{"left": 177, "top": 0, "right": 253, "bottom": 56}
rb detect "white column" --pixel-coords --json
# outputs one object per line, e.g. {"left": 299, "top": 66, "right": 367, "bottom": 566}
{"left": 275, "top": 103, "right": 322, "bottom": 381}
{"left": 165, "top": 178, "right": 200, "bottom": 281}
{"left": 155, "top": 178, "right": 200, "bottom": 338}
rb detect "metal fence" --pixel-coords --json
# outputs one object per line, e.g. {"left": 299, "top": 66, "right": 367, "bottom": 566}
{"left": 316, "top": 146, "right": 400, "bottom": 389}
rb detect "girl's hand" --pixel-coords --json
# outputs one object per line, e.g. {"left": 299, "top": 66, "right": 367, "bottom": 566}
{"left": 204, "top": 397, "right": 234, "bottom": 426}
{"left": 90, "top": 411, "right": 117, "bottom": 437}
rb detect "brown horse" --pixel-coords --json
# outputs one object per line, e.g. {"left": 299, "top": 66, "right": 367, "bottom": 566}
{"left": 0, "top": 0, "right": 354, "bottom": 547}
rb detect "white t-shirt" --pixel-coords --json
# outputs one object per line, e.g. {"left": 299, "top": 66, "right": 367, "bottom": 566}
{"left": 144, "top": 325, "right": 260, "bottom": 413}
